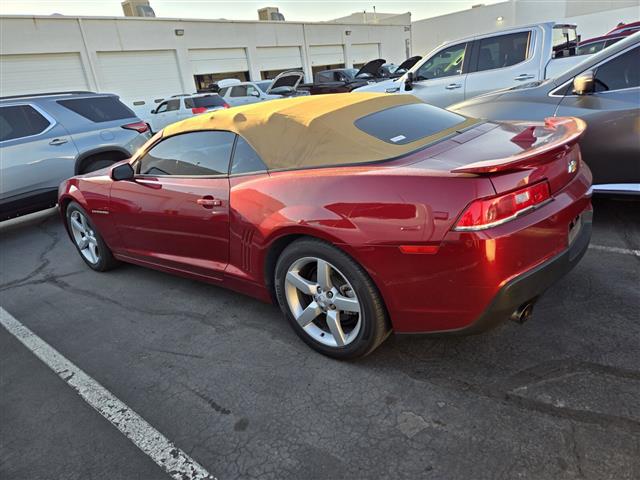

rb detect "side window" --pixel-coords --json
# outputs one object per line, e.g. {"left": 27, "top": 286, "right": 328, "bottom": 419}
{"left": 155, "top": 101, "right": 169, "bottom": 113}
{"left": 218, "top": 87, "right": 229, "bottom": 97}
{"left": 184, "top": 97, "right": 194, "bottom": 109}
{"left": 594, "top": 46, "right": 640, "bottom": 91}
{"left": 230, "top": 86, "right": 248, "bottom": 97}
{"left": 231, "top": 136, "right": 267, "bottom": 175}
{"left": 578, "top": 40, "right": 607, "bottom": 56}
{"left": 415, "top": 43, "right": 467, "bottom": 80}
{"left": 246, "top": 85, "right": 258, "bottom": 97}
{"left": 475, "top": 31, "right": 530, "bottom": 72}
{"left": 0, "top": 105, "right": 51, "bottom": 142}
{"left": 138, "top": 131, "right": 235, "bottom": 176}
{"left": 166, "top": 99, "right": 180, "bottom": 111}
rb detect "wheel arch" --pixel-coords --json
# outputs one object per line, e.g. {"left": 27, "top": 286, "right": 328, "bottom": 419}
{"left": 74, "top": 146, "right": 131, "bottom": 175}
{"left": 261, "top": 228, "right": 388, "bottom": 317}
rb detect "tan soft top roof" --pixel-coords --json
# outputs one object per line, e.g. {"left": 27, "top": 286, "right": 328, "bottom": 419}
{"left": 163, "top": 92, "right": 477, "bottom": 170}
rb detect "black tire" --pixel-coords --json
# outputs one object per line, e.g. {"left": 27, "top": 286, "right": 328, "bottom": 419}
{"left": 275, "top": 238, "right": 391, "bottom": 359}
{"left": 65, "top": 201, "right": 119, "bottom": 272}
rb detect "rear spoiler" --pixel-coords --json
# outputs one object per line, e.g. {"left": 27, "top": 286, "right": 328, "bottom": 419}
{"left": 451, "top": 117, "right": 586, "bottom": 174}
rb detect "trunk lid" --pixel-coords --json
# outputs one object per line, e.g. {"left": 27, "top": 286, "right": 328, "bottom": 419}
{"left": 354, "top": 59, "right": 386, "bottom": 79}
{"left": 407, "top": 117, "right": 586, "bottom": 194}
{"left": 266, "top": 70, "right": 305, "bottom": 94}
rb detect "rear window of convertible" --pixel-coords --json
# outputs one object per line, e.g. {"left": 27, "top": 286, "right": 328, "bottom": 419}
{"left": 354, "top": 103, "right": 467, "bottom": 145}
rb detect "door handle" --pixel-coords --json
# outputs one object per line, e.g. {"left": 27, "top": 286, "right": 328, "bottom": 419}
{"left": 514, "top": 74, "right": 535, "bottom": 81}
{"left": 49, "top": 138, "right": 68, "bottom": 146}
{"left": 445, "top": 83, "right": 462, "bottom": 90}
{"left": 197, "top": 196, "right": 222, "bottom": 209}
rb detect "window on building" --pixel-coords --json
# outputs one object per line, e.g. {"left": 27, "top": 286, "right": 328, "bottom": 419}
{"left": 475, "top": 31, "right": 530, "bottom": 72}
{"left": 137, "top": 131, "right": 235, "bottom": 176}
{"left": 0, "top": 105, "right": 51, "bottom": 142}
{"left": 58, "top": 96, "right": 135, "bottom": 122}
{"left": 193, "top": 72, "right": 250, "bottom": 92}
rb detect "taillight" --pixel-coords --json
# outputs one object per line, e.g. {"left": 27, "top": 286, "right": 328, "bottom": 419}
{"left": 223, "top": 103, "right": 230, "bottom": 109}
{"left": 191, "top": 107, "right": 207, "bottom": 114}
{"left": 454, "top": 181, "right": 551, "bottom": 231}
{"left": 121, "top": 121, "right": 149, "bottom": 133}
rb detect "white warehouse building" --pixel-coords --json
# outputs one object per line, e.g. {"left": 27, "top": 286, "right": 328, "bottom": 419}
{"left": 0, "top": 14, "right": 410, "bottom": 107}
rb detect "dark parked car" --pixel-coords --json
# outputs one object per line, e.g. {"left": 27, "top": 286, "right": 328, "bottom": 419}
{"left": 1, "top": 91, "right": 151, "bottom": 219}
{"left": 450, "top": 32, "right": 640, "bottom": 194}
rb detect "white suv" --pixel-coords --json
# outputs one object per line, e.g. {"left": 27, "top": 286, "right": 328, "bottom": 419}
{"left": 147, "top": 94, "right": 229, "bottom": 132}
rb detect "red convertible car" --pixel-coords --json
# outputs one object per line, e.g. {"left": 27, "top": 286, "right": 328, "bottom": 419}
{"left": 59, "top": 93, "right": 592, "bottom": 358}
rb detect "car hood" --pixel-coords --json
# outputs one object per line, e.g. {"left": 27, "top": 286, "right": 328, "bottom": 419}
{"left": 266, "top": 70, "right": 305, "bottom": 94}
{"left": 395, "top": 56, "right": 422, "bottom": 72}
{"left": 353, "top": 78, "right": 401, "bottom": 93}
{"left": 355, "top": 59, "right": 386, "bottom": 78}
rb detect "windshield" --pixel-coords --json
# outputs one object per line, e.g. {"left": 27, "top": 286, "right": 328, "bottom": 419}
{"left": 553, "top": 25, "right": 578, "bottom": 57}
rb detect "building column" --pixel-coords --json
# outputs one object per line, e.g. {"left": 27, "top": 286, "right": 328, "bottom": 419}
{"left": 245, "top": 46, "right": 262, "bottom": 81}
{"left": 300, "top": 24, "right": 313, "bottom": 83}
{"left": 175, "top": 46, "right": 195, "bottom": 93}
{"left": 76, "top": 18, "right": 100, "bottom": 91}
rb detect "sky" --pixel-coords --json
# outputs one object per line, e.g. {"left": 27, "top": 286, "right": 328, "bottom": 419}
{"left": 0, "top": 0, "right": 504, "bottom": 22}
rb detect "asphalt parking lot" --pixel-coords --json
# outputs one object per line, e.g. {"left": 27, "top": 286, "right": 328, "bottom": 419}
{"left": 0, "top": 197, "right": 638, "bottom": 480}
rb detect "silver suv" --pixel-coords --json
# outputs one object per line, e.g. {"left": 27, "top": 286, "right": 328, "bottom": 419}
{"left": 0, "top": 91, "right": 152, "bottom": 219}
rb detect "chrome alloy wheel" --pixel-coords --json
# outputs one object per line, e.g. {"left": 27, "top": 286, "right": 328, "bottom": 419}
{"left": 284, "top": 256, "right": 362, "bottom": 347}
{"left": 69, "top": 210, "right": 100, "bottom": 264}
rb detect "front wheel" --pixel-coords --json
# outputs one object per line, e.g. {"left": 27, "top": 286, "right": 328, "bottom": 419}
{"left": 66, "top": 202, "right": 118, "bottom": 271}
{"left": 275, "top": 238, "right": 390, "bottom": 359}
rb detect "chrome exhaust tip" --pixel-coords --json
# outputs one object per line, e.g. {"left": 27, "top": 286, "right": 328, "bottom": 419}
{"left": 510, "top": 302, "right": 535, "bottom": 324}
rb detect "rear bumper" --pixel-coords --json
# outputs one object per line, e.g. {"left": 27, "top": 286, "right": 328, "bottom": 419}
{"left": 433, "top": 210, "right": 592, "bottom": 335}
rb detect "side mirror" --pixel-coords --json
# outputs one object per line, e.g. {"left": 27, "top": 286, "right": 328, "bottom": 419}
{"left": 150, "top": 108, "right": 157, "bottom": 114}
{"left": 250, "top": 90, "right": 260, "bottom": 97}
{"left": 573, "top": 71, "right": 595, "bottom": 95}
{"left": 405, "top": 71, "right": 414, "bottom": 91}
{"left": 111, "top": 163, "right": 135, "bottom": 181}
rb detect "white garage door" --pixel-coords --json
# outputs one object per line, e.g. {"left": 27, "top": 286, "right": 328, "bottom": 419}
{"left": 97, "top": 50, "right": 183, "bottom": 105}
{"left": 189, "top": 48, "right": 248, "bottom": 75}
{"left": 0, "top": 53, "right": 89, "bottom": 97}
{"left": 351, "top": 43, "right": 380, "bottom": 64}
{"left": 255, "top": 46, "right": 302, "bottom": 71}
{"left": 309, "top": 45, "right": 344, "bottom": 67}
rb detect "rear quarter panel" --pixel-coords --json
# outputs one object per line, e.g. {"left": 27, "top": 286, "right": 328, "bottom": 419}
{"left": 227, "top": 166, "right": 495, "bottom": 298}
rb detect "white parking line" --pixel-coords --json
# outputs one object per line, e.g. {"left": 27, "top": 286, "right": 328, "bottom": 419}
{"left": 0, "top": 307, "right": 215, "bottom": 480}
{"left": 589, "top": 244, "right": 640, "bottom": 257}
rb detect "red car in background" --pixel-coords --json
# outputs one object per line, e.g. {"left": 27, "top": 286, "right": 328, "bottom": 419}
{"left": 59, "top": 93, "right": 592, "bottom": 359}
{"left": 577, "top": 21, "right": 640, "bottom": 55}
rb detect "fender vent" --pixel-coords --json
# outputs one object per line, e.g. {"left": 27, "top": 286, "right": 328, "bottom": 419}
{"left": 241, "top": 228, "right": 255, "bottom": 272}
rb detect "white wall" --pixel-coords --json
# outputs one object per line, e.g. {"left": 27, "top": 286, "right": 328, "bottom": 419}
{"left": 0, "top": 15, "right": 409, "bottom": 98}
